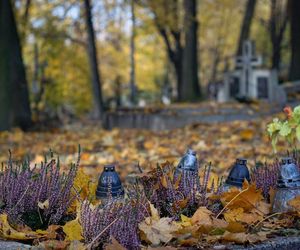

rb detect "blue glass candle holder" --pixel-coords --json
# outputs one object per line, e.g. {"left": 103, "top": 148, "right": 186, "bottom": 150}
{"left": 96, "top": 164, "right": 124, "bottom": 201}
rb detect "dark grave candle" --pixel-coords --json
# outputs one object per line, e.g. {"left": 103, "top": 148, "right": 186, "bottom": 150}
{"left": 222, "top": 158, "right": 250, "bottom": 192}
{"left": 96, "top": 164, "right": 125, "bottom": 203}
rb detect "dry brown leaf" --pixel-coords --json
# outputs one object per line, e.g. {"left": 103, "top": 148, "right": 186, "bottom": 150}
{"left": 161, "top": 175, "right": 168, "bottom": 188}
{"left": 191, "top": 206, "right": 212, "bottom": 225}
{"left": 222, "top": 231, "right": 267, "bottom": 244}
{"left": 226, "top": 221, "right": 246, "bottom": 233}
{"left": 104, "top": 237, "right": 126, "bottom": 250}
{"left": 221, "top": 183, "right": 263, "bottom": 212}
{"left": 224, "top": 208, "right": 244, "bottom": 222}
{"left": 139, "top": 217, "right": 179, "bottom": 245}
{"left": 222, "top": 232, "right": 248, "bottom": 244}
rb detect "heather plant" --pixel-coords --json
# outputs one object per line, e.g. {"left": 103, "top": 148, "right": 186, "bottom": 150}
{"left": 139, "top": 162, "right": 214, "bottom": 218}
{"left": 80, "top": 186, "right": 149, "bottom": 249}
{"left": 252, "top": 161, "right": 280, "bottom": 200}
{"left": 0, "top": 150, "right": 79, "bottom": 229}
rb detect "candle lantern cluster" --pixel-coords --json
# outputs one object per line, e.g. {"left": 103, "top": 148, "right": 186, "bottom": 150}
{"left": 95, "top": 150, "right": 300, "bottom": 214}
{"left": 96, "top": 164, "right": 124, "bottom": 203}
{"left": 272, "top": 157, "right": 300, "bottom": 212}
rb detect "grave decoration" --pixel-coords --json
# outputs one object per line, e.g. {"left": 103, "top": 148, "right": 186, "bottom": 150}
{"left": 222, "top": 158, "right": 250, "bottom": 192}
{"left": 272, "top": 157, "right": 300, "bottom": 213}
{"left": 81, "top": 188, "right": 148, "bottom": 249}
{"left": 95, "top": 164, "right": 125, "bottom": 203}
{"left": 0, "top": 150, "right": 79, "bottom": 231}
{"left": 217, "top": 40, "right": 286, "bottom": 104}
{"left": 174, "top": 148, "right": 198, "bottom": 178}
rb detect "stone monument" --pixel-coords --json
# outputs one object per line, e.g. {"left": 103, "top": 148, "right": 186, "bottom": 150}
{"left": 217, "top": 40, "right": 286, "bottom": 104}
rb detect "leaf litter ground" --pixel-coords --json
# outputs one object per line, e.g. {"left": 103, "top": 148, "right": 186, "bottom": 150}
{"left": 0, "top": 109, "right": 298, "bottom": 249}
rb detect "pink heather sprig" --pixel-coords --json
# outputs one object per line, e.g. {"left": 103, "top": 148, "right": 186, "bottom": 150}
{"left": 252, "top": 160, "right": 280, "bottom": 199}
{"left": 139, "top": 162, "right": 213, "bottom": 218}
{"left": 80, "top": 190, "right": 149, "bottom": 249}
{"left": 0, "top": 150, "right": 79, "bottom": 228}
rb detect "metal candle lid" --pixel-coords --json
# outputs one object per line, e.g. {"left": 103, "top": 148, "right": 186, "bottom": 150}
{"left": 277, "top": 157, "right": 300, "bottom": 188}
{"left": 225, "top": 158, "right": 250, "bottom": 187}
{"left": 96, "top": 164, "right": 125, "bottom": 199}
{"left": 176, "top": 149, "right": 198, "bottom": 172}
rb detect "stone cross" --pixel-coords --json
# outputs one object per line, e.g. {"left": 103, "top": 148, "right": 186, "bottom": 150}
{"left": 235, "top": 40, "right": 262, "bottom": 97}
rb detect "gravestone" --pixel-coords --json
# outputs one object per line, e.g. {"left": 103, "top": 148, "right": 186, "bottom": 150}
{"left": 217, "top": 40, "right": 286, "bottom": 104}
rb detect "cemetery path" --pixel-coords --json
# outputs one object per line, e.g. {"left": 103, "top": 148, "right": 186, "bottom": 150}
{"left": 103, "top": 101, "right": 286, "bottom": 130}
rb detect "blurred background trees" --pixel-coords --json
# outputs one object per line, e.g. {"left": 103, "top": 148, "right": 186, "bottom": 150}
{"left": 0, "top": 0, "right": 299, "bottom": 130}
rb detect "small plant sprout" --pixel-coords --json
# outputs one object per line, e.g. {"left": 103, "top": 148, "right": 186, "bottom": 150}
{"left": 267, "top": 105, "right": 300, "bottom": 151}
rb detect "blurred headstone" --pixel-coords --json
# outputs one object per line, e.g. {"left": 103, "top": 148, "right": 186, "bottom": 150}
{"left": 218, "top": 40, "right": 286, "bottom": 104}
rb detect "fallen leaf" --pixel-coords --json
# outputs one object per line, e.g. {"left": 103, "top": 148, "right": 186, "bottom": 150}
{"left": 149, "top": 203, "right": 160, "bottom": 221}
{"left": 38, "top": 199, "right": 49, "bottom": 210}
{"left": 139, "top": 217, "right": 179, "bottom": 245}
{"left": 63, "top": 218, "right": 83, "bottom": 241}
{"left": 191, "top": 206, "right": 212, "bottom": 225}
{"left": 221, "top": 183, "right": 264, "bottom": 212}
{"left": 105, "top": 236, "right": 126, "bottom": 250}
{"left": 288, "top": 195, "right": 300, "bottom": 210}
{"left": 226, "top": 222, "right": 246, "bottom": 233}
{"left": 0, "top": 214, "right": 44, "bottom": 240}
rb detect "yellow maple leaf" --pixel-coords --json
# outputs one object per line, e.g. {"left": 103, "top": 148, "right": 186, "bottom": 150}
{"left": 63, "top": 218, "right": 83, "bottom": 241}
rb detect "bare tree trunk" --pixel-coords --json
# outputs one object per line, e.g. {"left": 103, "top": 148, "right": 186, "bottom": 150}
{"left": 84, "top": 0, "right": 104, "bottom": 119}
{"left": 181, "top": 0, "right": 201, "bottom": 101}
{"left": 0, "top": 0, "right": 32, "bottom": 131}
{"left": 130, "top": 0, "right": 137, "bottom": 104}
{"left": 19, "top": 0, "right": 31, "bottom": 43}
{"left": 269, "top": 0, "right": 288, "bottom": 70}
{"left": 236, "top": 0, "right": 257, "bottom": 56}
{"left": 152, "top": 0, "right": 183, "bottom": 101}
{"left": 289, "top": 0, "right": 300, "bottom": 81}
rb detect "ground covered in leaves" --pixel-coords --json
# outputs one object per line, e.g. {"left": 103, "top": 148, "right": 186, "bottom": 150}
{"left": 0, "top": 114, "right": 284, "bottom": 181}
{"left": 0, "top": 110, "right": 297, "bottom": 249}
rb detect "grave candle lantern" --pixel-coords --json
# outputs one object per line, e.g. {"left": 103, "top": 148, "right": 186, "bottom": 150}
{"left": 173, "top": 149, "right": 201, "bottom": 200}
{"left": 272, "top": 157, "right": 300, "bottom": 213}
{"left": 222, "top": 158, "right": 250, "bottom": 192}
{"left": 174, "top": 149, "right": 198, "bottom": 177}
{"left": 96, "top": 164, "right": 125, "bottom": 202}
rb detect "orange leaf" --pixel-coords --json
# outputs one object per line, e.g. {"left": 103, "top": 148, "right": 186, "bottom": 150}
{"left": 288, "top": 195, "right": 300, "bottom": 210}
